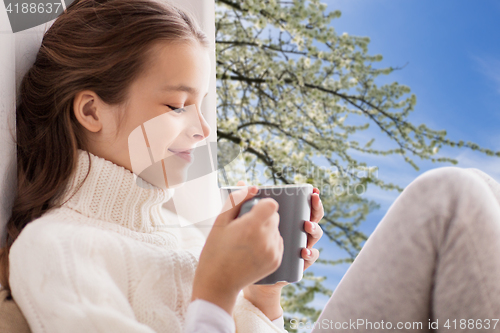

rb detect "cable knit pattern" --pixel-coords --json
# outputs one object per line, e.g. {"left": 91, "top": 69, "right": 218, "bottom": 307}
{"left": 8, "top": 149, "right": 287, "bottom": 333}
{"left": 60, "top": 149, "right": 176, "bottom": 234}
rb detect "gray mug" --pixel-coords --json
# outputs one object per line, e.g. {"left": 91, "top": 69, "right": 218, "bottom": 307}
{"left": 220, "top": 184, "right": 313, "bottom": 284}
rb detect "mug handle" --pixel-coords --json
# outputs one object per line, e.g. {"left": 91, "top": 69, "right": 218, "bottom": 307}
{"left": 237, "top": 198, "right": 261, "bottom": 218}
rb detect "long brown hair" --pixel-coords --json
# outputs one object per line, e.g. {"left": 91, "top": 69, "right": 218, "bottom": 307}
{"left": 0, "top": 0, "right": 209, "bottom": 297}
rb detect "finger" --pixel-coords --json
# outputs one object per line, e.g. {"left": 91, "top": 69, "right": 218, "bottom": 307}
{"left": 304, "top": 220, "right": 323, "bottom": 248}
{"left": 216, "top": 186, "right": 258, "bottom": 226}
{"left": 279, "top": 234, "right": 284, "bottom": 254}
{"left": 310, "top": 192, "right": 324, "bottom": 223}
{"left": 302, "top": 248, "right": 320, "bottom": 270}
{"left": 267, "top": 211, "right": 280, "bottom": 230}
{"left": 276, "top": 234, "right": 284, "bottom": 264}
{"left": 255, "top": 209, "right": 280, "bottom": 232}
{"left": 236, "top": 180, "right": 247, "bottom": 186}
{"left": 244, "top": 198, "right": 279, "bottom": 226}
{"left": 274, "top": 281, "right": 289, "bottom": 288}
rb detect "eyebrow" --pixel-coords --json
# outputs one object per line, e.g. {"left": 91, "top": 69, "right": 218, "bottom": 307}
{"left": 162, "top": 84, "right": 208, "bottom": 97}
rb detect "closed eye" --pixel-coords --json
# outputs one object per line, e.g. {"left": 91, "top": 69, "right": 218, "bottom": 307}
{"left": 165, "top": 105, "right": 187, "bottom": 114}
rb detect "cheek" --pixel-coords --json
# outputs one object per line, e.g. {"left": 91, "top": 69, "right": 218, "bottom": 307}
{"left": 141, "top": 114, "right": 182, "bottom": 161}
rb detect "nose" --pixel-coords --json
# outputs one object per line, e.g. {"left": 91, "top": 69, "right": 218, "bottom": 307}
{"left": 189, "top": 106, "right": 211, "bottom": 141}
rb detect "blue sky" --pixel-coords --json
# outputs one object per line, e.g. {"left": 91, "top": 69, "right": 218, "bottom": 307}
{"left": 306, "top": 0, "right": 500, "bottom": 314}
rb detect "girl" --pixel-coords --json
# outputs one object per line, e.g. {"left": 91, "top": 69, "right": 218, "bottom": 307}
{"left": 3, "top": 0, "right": 500, "bottom": 332}
{"left": 0, "top": 0, "right": 323, "bottom": 332}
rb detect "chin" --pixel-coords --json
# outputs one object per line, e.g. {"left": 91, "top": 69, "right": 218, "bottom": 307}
{"left": 167, "top": 173, "right": 189, "bottom": 189}
{"left": 134, "top": 160, "right": 189, "bottom": 190}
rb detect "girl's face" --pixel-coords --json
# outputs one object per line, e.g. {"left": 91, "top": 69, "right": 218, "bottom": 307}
{"left": 73, "top": 41, "right": 211, "bottom": 188}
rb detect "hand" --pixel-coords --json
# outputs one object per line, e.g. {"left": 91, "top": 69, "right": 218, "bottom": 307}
{"left": 302, "top": 186, "right": 324, "bottom": 271}
{"left": 191, "top": 183, "right": 284, "bottom": 316}
{"left": 237, "top": 181, "right": 325, "bottom": 321}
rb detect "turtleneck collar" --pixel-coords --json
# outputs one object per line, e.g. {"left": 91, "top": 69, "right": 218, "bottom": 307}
{"left": 59, "top": 149, "right": 175, "bottom": 233}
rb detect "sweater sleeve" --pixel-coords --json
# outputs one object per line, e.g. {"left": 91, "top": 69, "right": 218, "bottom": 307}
{"left": 8, "top": 221, "right": 157, "bottom": 333}
{"left": 184, "top": 299, "right": 235, "bottom": 333}
{"left": 271, "top": 315, "right": 285, "bottom": 330}
{"left": 184, "top": 297, "right": 287, "bottom": 333}
{"left": 233, "top": 291, "right": 288, "bottom": 333}
{"left": 163, "top": 210, "right": 288, "bottom": 332}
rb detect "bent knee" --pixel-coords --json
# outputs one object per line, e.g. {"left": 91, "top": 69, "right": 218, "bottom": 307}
{"left": 406, "top": 166, "right": 491, "bottom": 202}
{"left": 418, "top": 166, "right": 468, "bottom": 184}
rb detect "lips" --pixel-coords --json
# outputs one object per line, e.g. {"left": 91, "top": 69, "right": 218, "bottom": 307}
{"left": 168, "top": 148, "right": 193, "bottom": 154}
{"left": 168, "top": 147, "right": 194, "bottom": 162}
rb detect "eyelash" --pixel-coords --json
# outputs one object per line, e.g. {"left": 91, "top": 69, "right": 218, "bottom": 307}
{"left": 165, "top": 105, "right": 187, "bottom": 114}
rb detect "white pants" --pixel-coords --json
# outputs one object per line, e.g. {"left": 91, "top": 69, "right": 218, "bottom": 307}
{"left": 313, "top": 167, "right": 500, "bottom": 332}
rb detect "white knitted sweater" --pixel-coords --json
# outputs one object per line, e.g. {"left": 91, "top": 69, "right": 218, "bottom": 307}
{"left": 8, "top": 149, "right": 287, "bottom": 333}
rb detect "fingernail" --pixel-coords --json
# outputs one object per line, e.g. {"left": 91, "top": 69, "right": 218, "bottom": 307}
{"left": 306, "top": 248, "right": 312, "bottom": 256}
{"left": 310, "top": 221, "right": 316, "bottom": 230}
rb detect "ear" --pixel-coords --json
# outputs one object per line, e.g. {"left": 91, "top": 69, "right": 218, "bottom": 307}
{"left": 73, "top": 90, "right": 104, "bottom": 133}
